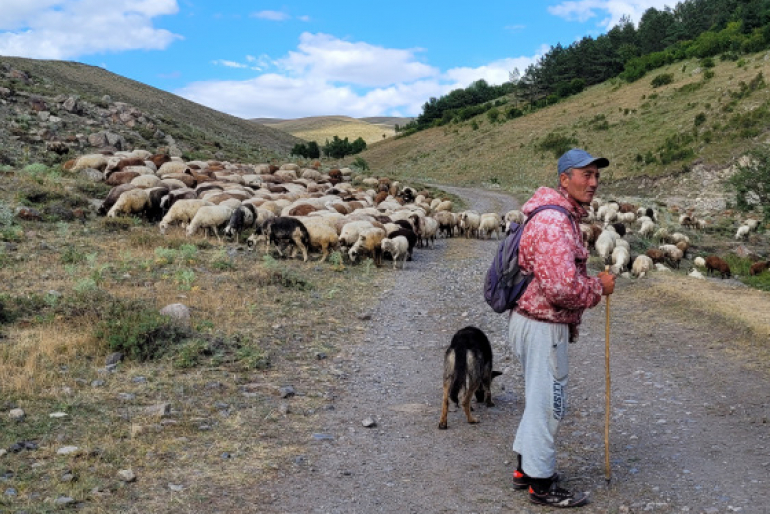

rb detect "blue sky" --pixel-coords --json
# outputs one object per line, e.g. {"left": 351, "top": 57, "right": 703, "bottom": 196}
{"left": 0, "top": 1, "right": 671, "bottom": 119}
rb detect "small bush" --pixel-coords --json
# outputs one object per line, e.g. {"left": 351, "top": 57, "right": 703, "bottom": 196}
{"left": 700, "top": 57, "right": 715, "bottom": 68}
{"left": 651, "top": 73, "right": 674, "bottom": 88}
{"left": 94, "top": 298, "right": 190, "bottom": 362}
{"left": 351, "top": 156, "right": 369, "bottom": 171}
{"left": 536, "top": 131, "right": 578, "bottom": 158}
{"left": 694, "top": 112, "right": 707, "bottom": 127}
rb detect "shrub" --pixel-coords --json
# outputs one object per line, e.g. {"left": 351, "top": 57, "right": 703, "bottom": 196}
{"left": 536, "top": 131, "right": 578, "bottom": 158}
{"left": 700, "top": 57, "right": 715, "bottom": 68}
{"left": 486, "top": 107, "right": 500, "bottom": 123}
{"left": 94, "top": 298, "right": 190, "bottom": 361}
{"left": 729, "top": 146, "right": 770, "bottom": 212}
{"left": 651, "top": 73, "right": 674, "bottom": 88}
{"left": 506, "top": 107, "right": 523, "bottom": 119}
{"left": 694, "top": 113, "right": 707, "bottom": 127}
{"left": 351, "top": 156, "right": 369, "bottom": 171}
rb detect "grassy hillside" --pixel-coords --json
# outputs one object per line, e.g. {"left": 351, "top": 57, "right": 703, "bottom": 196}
{"left": 259, "top": 115, "right": 404, "bottom": 145}
{"left": 359, "top": 51, "right": 770, "bottom": 197}
{"left": 0, "top": 56, "right": 303, "bottom": 165}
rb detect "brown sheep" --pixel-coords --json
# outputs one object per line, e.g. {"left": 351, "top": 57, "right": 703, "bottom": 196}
{"left": 328, "top": 169, "right": 343, "bottom": 185}
{"left": 116, "top": 157, "right": 146, "bottom": 171}
{"left": 148, "top": 154, "right": 171, "bottom": 169}
{"left": 705, "top": 255, "right": 731, "bottom": 279}
{"left": 619, "top": 203, "right": 637, "bottom": 214}
{"left": 676, "top": 241, "right": 689, "bottom": 253}
{"left": 287, "top": 204, "right": 318, "bottom": 217}
{"left": 374, "top": 191, "right": 389, "bottom": 205}
{"left": 749, "top": 261, "right": 769, "bottom": 276}
{"left": 645, "top": 248, "right": 665, "bottom": 264}
{"left": 106, "top": 170, "right": 141, "bottom": 186}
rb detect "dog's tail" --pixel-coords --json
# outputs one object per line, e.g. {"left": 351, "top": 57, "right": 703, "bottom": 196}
{"left": 448, "top": 349, "right": 477, "bottom": 405}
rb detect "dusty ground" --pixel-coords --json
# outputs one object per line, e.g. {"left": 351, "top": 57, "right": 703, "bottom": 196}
{"left": 255, "top": 187, "right": 770, "bottom": 514}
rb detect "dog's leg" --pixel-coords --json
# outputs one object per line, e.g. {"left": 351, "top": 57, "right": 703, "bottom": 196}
{"left": 438, "top": 379, "right": 450, "bottom": 429}
{"left": 462, "top": 387, "right": 479, "bottom": 424}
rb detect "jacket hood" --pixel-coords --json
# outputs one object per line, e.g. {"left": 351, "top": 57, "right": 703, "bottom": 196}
{"left": 521, "top": 186, "right": 586, "bottom": 219}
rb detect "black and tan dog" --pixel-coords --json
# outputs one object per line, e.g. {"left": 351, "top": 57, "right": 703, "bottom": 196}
{"left": 438, "top": 326, "right": 502, "bottom": 429}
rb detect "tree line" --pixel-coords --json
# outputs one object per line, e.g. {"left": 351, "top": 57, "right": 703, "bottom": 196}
{"left": 291, "top": 136, "right": 367, "bottom": 159}
{"left": 400, "top": 0, "right": 770, "bottom": 135}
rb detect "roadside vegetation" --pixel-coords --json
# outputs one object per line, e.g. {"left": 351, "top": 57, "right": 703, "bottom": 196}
{"left": 0, "top": 166, "right": 389, "bottom": 513}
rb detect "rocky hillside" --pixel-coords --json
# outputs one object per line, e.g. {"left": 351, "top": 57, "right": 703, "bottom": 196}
{"left": 0, "top": 56, "right": 305, "bottom": 168}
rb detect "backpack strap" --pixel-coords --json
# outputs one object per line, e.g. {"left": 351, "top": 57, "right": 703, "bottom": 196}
{"left": 524, "top": 205, "right": 577, "bottom": 236}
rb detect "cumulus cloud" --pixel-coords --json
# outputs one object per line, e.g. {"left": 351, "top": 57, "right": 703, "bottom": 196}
{"left": 277, "top": 33, "right": 439, "bottom": 87}
{"left": 0, "top": 0, "right": 181, "bottom": 59}
{"left": 548, "top": 0, "right": 673, "bottom": 29}
{"left": 176, "top": 33, "right": 542, "bottom": 119}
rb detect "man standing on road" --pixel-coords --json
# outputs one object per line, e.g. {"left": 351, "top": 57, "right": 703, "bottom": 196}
{"left": 509, "top": 148, "right": 615, "bottom": 508}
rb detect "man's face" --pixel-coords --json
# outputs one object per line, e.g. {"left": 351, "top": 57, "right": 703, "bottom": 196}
{"left": 560, "top": 164, "right": 600, "bottom": 204}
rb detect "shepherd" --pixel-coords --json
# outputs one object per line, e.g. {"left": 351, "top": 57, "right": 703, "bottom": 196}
{"left": 508, "top": 148, "right": 615, "bottom": 508}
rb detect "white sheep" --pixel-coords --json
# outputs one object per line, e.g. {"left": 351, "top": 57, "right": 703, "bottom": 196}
{"left": 655, "top": 263, "right": 672, "bottom": 272}
{"left": 339, "top": 220, "right": 376, "bottom": 247}
{"left": 186, "top": 205, "right": 234, "bottom": 241}
{"left": 669, "top": 232, "right": 690, "bottom": 244}
{"left": 159, "top": 199, "right": 213, "bottom": 235}
{"left": 631, "top": 255, "right": 653, "bottom": 278}
{"left": 615, "top": 212, "right": 636, "bottom": 224}
{"left": 735, "top": 225, "right": 750, "bottom": 240}
{"left": 638, "top": 219, "right": 656, "bottom": 238}
{"left": 296, "top": 217, "right": 339, "bottom": 262}
{"left": 504, "top": 209, "right": 525, "bottom": 231}
{"left": 595, "top": 230, "right": 617, "bottom": 263}
{"left": 478, "top": 213, "right": 503, "bottom": 240}
{"left": 688, "top": 268, "right": 705, "bottom": 279}
{"left": 659, "top": 244, "right": 683, "bottom": 268}
{"left": 348, "top": 228, "right": 386, "bottom": 266}
{"left": 694, "top": 256, "right": 706, "bottom": 268}
{"left": 459, "top": 211, "right": 481, "bottom": 238}
{"left": 610, "top": 246, "right": 631, "bottom": 275}
{"left": 381, "top": 235, "right": 409, "bottom": 269}
{"left": 107, "top": 188, "right": 149, "bottom": 218}
{"left": 745, "top": 219, "right": 760, "bottom": 231}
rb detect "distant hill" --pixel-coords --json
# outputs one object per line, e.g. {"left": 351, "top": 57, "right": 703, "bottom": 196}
{"left": 0, "top": 56, "right": 303, "bottom": 167}
{"left": 357, "top": 50, "right": 770, "bottom": 200}
{"left": 253, "top": 115, "right": 414, "bottom": 146}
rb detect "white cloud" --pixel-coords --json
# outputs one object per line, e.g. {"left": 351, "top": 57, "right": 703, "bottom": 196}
{"left": 298, "top": 15, "right": 311, "bottom": 22}
{"left": 176, "top": 33, "right": 542, "bottom": 119}
{"left": 252, "top": 10, "right": 290, "bottom": 21}
{"left": 549, "top": 1, "right": 673, "bottom": 29}
{"left": 213, "top": 60, "right": 248, "bottom": 69}
{"left": 277, "top": 32, "right": 438, "bottom": 87}
{"left": 0, "top": 0, "right": 181, "bottom": 59}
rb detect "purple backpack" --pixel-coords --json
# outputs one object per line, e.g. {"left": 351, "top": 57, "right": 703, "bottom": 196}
{"left": 483, "top": 205, "right": 571, "bottom": 313}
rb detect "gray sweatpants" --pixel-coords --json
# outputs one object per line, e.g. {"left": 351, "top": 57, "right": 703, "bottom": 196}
{"left": 509, "top": 311, "right": 570, "bottom": 479}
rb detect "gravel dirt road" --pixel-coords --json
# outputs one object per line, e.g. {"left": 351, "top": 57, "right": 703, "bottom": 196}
{"left": 260, "top": 187, "right": 770, "bottom": 514}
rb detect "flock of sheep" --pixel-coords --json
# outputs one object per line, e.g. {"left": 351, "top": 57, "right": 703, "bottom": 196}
{"left": 576, "top": 199, "right": 767, "bottom": 280}
{"left": 76, "top": 149, "right": 766, "bottom": 278}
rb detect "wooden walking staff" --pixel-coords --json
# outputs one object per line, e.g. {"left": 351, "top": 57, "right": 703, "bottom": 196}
{"left": 604, "top": 265, "right": 612, "bottom": 483}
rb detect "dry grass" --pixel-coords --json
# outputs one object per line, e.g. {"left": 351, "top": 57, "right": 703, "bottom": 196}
{"left": 359, "top": 50, "right": 770, "bottom": 195}
{"left": 0, "top": 172, "right": 392, "bottom": 512}
{"left": 626, "top": 274, "right": 770, "bottom": 374}
{"left": 263, "top": 115, "right": 396, "bottom": 145}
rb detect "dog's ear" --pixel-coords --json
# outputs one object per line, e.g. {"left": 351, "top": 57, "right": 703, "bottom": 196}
{"left": 492, "top": 370, "right": 503, "bottom": 378}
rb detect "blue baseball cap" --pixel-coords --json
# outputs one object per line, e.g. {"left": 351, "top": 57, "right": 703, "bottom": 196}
{"left": 557, "top": 148, "right": 609, "bottom": 175}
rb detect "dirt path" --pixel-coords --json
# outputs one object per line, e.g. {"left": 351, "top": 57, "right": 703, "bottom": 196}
{"left": 260, "top": 187, "right": 770, "bottom": 514}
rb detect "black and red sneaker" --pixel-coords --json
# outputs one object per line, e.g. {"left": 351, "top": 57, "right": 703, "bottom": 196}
{"left": 513, "top": 469, "right": 559, "bottom": 490}
{"left": 528, "top": 482, "right": 589, "bottom": 508}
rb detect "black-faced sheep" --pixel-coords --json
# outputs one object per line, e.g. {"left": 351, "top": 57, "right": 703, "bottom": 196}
{"left": 247, "top": 217, "right": 311, "bottom": 262}
{"left": 224, "top": 204, "right": 256, "bottom": 241}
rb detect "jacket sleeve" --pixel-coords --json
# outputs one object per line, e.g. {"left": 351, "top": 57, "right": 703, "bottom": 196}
{"left": 526, "top": 213, "right": 603, "bottom": 311}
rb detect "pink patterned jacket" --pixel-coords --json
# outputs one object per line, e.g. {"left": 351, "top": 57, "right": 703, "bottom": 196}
{"left": 514, "top": 186, "right": 603, "bottom": 326}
